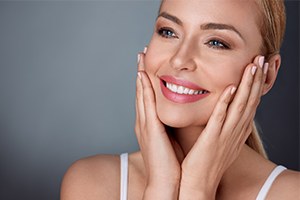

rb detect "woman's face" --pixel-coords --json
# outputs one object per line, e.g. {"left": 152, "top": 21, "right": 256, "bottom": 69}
{"left": 145, "top": 0, "right": 263, "bottom": 128}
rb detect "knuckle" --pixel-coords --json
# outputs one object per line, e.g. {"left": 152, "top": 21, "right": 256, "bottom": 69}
{"left": 254, "top": 72, "right": 263, "bottom": 83}
{"left": 223, "top": 96, "right": 231, "bottom": 104}
{"left": 246, "top": 78, "right": 252, "bottom": 88}
{"left": 248, "top": 97, "right": 260, "bottom": 107}
{"left": 144, "top": 96, "right": 155, "bottom": 106}
{"left": 237, "top": 103, "right": 246, "bottom": 113}
{"left": 214, "top": 111, "right": 226, "bottom": 123}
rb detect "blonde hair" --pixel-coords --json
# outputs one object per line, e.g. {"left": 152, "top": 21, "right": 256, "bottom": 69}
{"left": 246, "top": 0, "right": 286, "bottom": 158}
{"left": 158, "top": 0, "right": 286, "bottom": 158}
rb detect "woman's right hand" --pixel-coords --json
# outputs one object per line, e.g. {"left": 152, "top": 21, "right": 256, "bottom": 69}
{"left": 135, "top": 51, "right": 183, "bottom": 199}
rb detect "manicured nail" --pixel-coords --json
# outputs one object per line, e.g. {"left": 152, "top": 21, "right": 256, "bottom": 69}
{"left": 230, "top": 87, "right": 236, "bottom": 95}
{"left": 251, "top": 66, "right": 257, "bottom": 75}
{"left": 258, "top": 56, "right": 265, "bottom": 68}
{"left": 137, "top": 72, "right": 142, "bottom": 79}
{"left": 143, "top": 46, "right": 148, "bottom": 54}
{"left": 137, "top": 54, "right": 141, "bottom": 64}
{"left": 263, "top": 63, "right": 269, "bottom": 74}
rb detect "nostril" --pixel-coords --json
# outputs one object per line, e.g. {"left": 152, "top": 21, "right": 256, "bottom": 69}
{"left": 170, "top": 57, "right": 197, "bottom": 71}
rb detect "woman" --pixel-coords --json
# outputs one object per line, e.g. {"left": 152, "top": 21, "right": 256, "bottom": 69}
{"left": 61, "top": 0, "right": 300, "bottom": 199}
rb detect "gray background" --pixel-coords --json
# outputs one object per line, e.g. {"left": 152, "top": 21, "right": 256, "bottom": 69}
{"left": 0, "top": 1, "right": 298, "bottom": 200}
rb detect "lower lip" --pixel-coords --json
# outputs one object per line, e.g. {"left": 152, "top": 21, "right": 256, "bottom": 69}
{"left": 160, "top": 80, "right": 210, "bottom": 104}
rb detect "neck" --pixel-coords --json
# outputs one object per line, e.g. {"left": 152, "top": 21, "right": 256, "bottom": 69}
{"left": 171, "top": 125, "right": 205, "bottom": 156}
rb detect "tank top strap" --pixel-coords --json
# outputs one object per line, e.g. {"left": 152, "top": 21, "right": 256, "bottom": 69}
{"left": 256, "top": 165, "right": 287, "bottom": 200}
{"left": 120, "top": 153, "right": 129, "bottom": 200}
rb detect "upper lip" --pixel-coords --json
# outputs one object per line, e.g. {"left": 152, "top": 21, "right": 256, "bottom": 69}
{"left": 159, "top": 75, "right": 209, "bottom": 91}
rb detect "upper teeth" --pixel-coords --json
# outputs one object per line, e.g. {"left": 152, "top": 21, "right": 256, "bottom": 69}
{"left": 166, "top": 82, "right": 208, "bottom": 95}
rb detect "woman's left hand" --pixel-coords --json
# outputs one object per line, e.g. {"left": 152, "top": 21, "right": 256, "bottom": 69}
{"left": 179, "top": 56, "right": 269, "bottom": 199}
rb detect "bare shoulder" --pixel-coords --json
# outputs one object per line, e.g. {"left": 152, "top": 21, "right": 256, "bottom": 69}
{"left": 267, "top": 169, "right": 300, "bottom": 199}
{"left": 60, "top": 154, "right": 121, "bottom": 200}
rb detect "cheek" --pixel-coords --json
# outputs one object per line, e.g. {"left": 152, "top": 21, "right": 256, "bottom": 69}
{"left": 205, "top": 59, "right": 246, "bottom": 92}
{"left": 143, "top": 39, "right": 250, "bottom": 128}
{"left": 144, "top": 39, "right": 167, "bottom": 75}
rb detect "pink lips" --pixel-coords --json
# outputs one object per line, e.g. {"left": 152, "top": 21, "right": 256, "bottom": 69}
{"left": 160, "top": 75, "right": 210, "bottom": 104}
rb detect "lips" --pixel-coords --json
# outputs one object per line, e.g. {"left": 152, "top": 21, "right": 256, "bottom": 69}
{"left": 159, "top": 75, "right": 210, "bottom": 103}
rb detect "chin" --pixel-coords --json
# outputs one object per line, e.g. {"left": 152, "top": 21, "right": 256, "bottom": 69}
{"left": 156, "top": 104, "right": 210, "bottom": 128}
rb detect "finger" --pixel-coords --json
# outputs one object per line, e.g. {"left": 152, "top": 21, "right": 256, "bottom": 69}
{"left": 221, "top": 64, "right": 257, "bottom": 133}
{"left": 136, "top": 55, "right": 146, "bottom": 130}
{"left": 256, "top": 54, "right": 268, "bottom": 96}
{"left": 204, "top": 85, "right": 236, "bottom": 137}
{"left": 138, "top": 52, "right": 145, "bottom": 72}
{"left": 140, "top": 71, "right": 160, "bottom": 128}
{"left": 240, "top": 56, "right": 265, "bottom": 122}
{"left": 259, "top": 62, "right": 269, "bottom": 94}
{"left": 135, "top": 73, "right": 144, "bottom": 141}
{"left": 135, "top": 49, "right": 147, "bottom": 128}
{"left": 239, "top": 58, "right": 268, "bottom": 130}
{"left": 237, "top": 113, "right": 255, "bottom": 150}
{"left": 221, "top": 55, "right": 262, "bottom": 133}
{"left": 143, "top": 46, "right": 148, "bottom": 54}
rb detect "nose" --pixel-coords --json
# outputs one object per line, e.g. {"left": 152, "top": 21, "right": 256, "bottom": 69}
{"left": 169, "top": 38, "right": 198, "bottom": 71}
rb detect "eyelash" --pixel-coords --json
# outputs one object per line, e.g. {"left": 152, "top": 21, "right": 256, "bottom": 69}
{"left": 157, "top": 27, "right": 178, "bottom": 39}
{"left": 205, "top": 39, "right": 230, "bottom": 50}
{"left": 157, "top": 27, "right": 230, "bottom": 50}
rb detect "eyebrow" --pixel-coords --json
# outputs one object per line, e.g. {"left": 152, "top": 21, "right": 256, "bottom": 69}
{"left": 200, "top": 23, "right": 244, "bottom": 41}
{"left": 157, "top": 12, "right": 244, "bottom": 41}
{"left": 157, "top": 12, "right": 183, "bottom": 26}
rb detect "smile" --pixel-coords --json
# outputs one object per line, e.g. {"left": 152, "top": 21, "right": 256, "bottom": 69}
{"left": 159, "top": 75, "right": 210, "bottom": 104}
{"left": 165, "top": 82, "right": 209, "bottom": 95}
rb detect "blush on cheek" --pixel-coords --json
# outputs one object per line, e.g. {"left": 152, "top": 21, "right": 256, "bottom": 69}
{"left": 210, "top": 65, "right": 244, "bottom": 93}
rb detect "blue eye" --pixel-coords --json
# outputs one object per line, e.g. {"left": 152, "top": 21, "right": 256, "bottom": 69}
{"left": 157, "top": 27, "right": 178, "bottom": 39}
{"left": 207, "top": 39, "right": 230, "bottom": 49}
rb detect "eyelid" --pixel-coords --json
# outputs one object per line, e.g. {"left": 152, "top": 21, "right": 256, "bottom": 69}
{"left": 156, "top": 26, "right": 179, "bottom": 39}
{"left": 205, "top": 39, "right": 231, "bottom": 50}
{"left": 205, "top": 36, "right": 231, "bottom": 48}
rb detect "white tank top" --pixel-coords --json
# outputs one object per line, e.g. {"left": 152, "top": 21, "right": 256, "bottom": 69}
{"left": 119, "top": 153, "right": 286, "bottom": 200}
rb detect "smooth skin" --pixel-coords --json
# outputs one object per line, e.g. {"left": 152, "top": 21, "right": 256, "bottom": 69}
{"left": 61, "top": 0, "right": 300, "bottom": 199}
{"left": 60, "top": 53, "right": 300, "bottom": 200}
{"left": 136, "top": 53, "right": 265, "bottom": 199}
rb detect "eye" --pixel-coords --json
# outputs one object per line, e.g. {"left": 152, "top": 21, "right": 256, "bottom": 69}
{"left": 157, "top": 27, "right": 178, "bottom": 39}
{"left": 206, "top": 39, "right": 230, "bottom": 50}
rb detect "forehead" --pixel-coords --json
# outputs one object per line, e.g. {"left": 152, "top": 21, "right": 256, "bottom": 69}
{"left": 159, "top": 0, "right": 261, "bottom": 40}
{"left": 160, "top": 0, "right": 259, "bottom": 17}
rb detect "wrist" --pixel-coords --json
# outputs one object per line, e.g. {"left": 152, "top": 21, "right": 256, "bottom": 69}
{"left": 179, "top": 177, "right": 216, "bottom": 200}
{"left": 143, "top": 182, "right": 180, "bottom": 200}
{"left": 147, "top": 174, "right": 181, "bottom": 187}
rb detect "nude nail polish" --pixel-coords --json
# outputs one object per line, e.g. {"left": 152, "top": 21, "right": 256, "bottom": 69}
{"left": 251, "top": 66, "right": 257, "bottom": 75}
{"left": 258, "top": 56, "right": 265, "bottom": 68}
{"left": 137, "top": 54, "right": 140, "bottom": 64}
{"left": 263, "top": 63, "right": 269, "bottom": 74}
{"left": 231, "top": 87, "right": 237, "bottom": 95}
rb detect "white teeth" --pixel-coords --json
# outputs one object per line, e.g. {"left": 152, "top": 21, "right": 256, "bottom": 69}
{"left": 165, "top": 82, "right": 208, "bottom": 95}
{"left": 177, "top": 86, "right": 184, "bottom": 94}
{"left": 188, "top": 89, "right": 194, "bottom": 95}
{"left": 171, "top": 84, "right": 177, "bottom": 92}
{"left": 183, "top": 88, "right": 189, "bottom": 94}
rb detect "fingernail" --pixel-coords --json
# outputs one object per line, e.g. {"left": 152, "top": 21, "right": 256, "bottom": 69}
{"left": 137, "top": 54, "right": 141, "bottom": 64}
{"left": 143, "top": 46, "right": 148, "bottom": 54}
{"left": 258, "top": 56, "right": 265, "bottom": 68}
{"left": 137, "top": 72, "right": 142, "bottom": 79}
{"left": 251, "top": 66, "right": 257, "bottom": 75}
{"left": 263, "top": 63, "right": 269, "bottom": 74}
{"left": 230, "top": 87, "right": 236, "bottom": 95}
